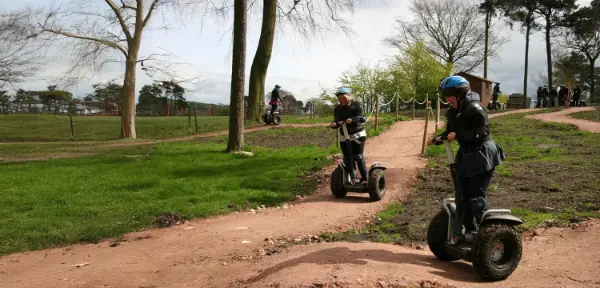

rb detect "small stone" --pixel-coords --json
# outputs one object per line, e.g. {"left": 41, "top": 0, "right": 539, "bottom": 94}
{"left": 74, "top": 263, "right": 90, "bottom": 268}
{"left": 533, "top": 228, "right": 546, "bottom": 236}
{"left": 258, "top": 248, "right": 267, "bottom": 256}
{"left": 378, "top": 280, "right": 388, "bottom": 288}
{"left": 233, "top": 151, "right": 254, "bottom": 157}
{"left": 295, "top": 195, "right": 303, "bottom": 200}
{"left": 311, "top": 235, "right": 320, "bottom": 241}
{"left": 222, "top": 262, "right": 227, "bottom": 266}
{"left": 241, "top": 240, "right": 251, "bottom": 244}
{"left": 282, "top": 204, "right": 289, "bottom": 209}
{"left": 416, "top": 245, "right": 424, "bottom": 250}
{"left": 294, "top": 238, "right": 302, "bottom": 243}
{"left": 109, "top": 242, "right": 119, "bottom": 247}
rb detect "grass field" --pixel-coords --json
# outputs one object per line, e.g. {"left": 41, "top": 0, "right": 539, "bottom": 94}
{"left": 570, "top": 107, "right": 600, "bottom": 122}
{"left": 0, "top": 113, "right": 404, "bottom": 143}
{"left": 322, "top": 110, "right": 600, "bottom": 245}
{"left": 0, "top": 114, "right": 405, "bottom": 255}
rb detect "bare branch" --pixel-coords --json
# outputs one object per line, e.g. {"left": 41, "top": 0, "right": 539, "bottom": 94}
{"left": 383, "top": 0, "right": 504, "bottom": 73}
{"left": 143, "top": 0, "right": 161, "bottom": 29}
{"left": 104, "top": 0, "right": 134, "bottom": 41}
{"left": 43, "top": 28, "right": 128, "bottom": 56}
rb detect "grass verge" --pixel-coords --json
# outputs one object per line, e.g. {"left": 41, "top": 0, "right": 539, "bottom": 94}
{"left": 324, "top": 110, "right": 600, "bottom": 245}
{"left": 570, "top": 107, "right": 600, "bottom": 122}
{"left": 0, "top": 114, "right": 406, "bottom": 255}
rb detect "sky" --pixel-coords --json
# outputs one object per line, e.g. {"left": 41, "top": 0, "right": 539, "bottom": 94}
{"left": 1, "top": 0, "right": 594, "bottom": 104}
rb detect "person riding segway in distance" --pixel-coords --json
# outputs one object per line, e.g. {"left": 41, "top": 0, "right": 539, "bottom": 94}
{"left": 269, "top": 85, "right": 282, "bottom": 116}
{"left": 330, "top": 87, "right": 368, "bottom": 185}
{"left": 427, "top": 75, "right": 506, "bottom": 244}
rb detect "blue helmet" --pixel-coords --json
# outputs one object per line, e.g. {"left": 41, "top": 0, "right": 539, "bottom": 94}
{"left": 439, "top": 75, "right": 470, "bottom": 98}
{"left": 335, "top": 87, "right": 351, "bottom": 96}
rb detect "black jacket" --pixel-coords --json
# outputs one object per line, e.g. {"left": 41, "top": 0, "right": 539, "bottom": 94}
{"left": 271, "top": 89, "right": 280, "bottom": 101}
{"left": 333, "top": 101, "right": 366, "bottom": 135}
{"left": 439, "top": 95, "right": 505, "bottom": 178}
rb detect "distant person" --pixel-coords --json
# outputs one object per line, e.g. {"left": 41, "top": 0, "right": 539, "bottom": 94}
{"left": 492, "top": 83, "right": 500, "bottom": 103}
{"left": 269, "top": 85, "right": 282, "bottom": 114}
{"left": 541, "top": 86, "right": 550, "bottom": 107}
{"left": 536, "top": 87, "right": 543, "bottom": 108}
{"left": 573, "top": 86, "right": 582, "bottom": 106}
{"left": 558, "top": 85, "right": 568, "bottom": 106}
{"left": 549, "top": 87, "right": 558, "bottom": 107}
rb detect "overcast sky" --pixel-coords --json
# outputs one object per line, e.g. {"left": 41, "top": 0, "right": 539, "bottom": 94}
{"left": 1, "top": 0, "right": 594, "bottom": 104}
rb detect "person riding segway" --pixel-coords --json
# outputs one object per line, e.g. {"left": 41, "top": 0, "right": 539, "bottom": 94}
{"left": 329, "top": 87, "right": 386, "bottom": 201}
{"left": 425, "top": 75, "right": 523, "bottom": 281}
{"left": 264, "top": 85, "right": 282, "bottom": 124}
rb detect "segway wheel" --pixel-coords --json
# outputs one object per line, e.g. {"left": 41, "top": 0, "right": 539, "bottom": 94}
{"left": 330, "top": 166, "right": 347, "bottom": 198}
{"left": 472, "top": 224, "right": 522, "bottom": 281}
{"left": 367, "top": 169, "right": 386, "bottom": 201}
{"left": 263, "top": 114, "right": 270, "bottom": 124}
{"left": 272, "top": 115, "right": 281, "bottom": 125}
{"left": 427, "top": 210, "right": 460, "bottom": 261}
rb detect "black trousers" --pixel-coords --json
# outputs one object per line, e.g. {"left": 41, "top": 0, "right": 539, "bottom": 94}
{"left": 271, "top": 104, "right": 278, "bottom": 114}
{"left": 340, "top": 136, "right": 367, "bottom": 180}
{"left": 459, "top": 168, "right": 494, "bottom": 231}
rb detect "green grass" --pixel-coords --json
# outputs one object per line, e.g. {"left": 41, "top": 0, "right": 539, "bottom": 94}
{"left": 570, "top": 107, "right": 600, "bottom": 122}
{"left": 0, "top": 114, "right": 232, "bottom": 142}
{"left": 0, "top": 142, "right": 340, "bottom": 255}
{"left": 0, "top": 113, "right": 407, "bottom": 255}
{"left": 330, "top": 109, "right": 600, "bottom": 245}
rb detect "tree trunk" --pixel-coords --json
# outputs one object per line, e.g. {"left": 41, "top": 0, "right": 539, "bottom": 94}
{"left": 247, "top": 0, "right": 277, "bottom": 122}
{"left": 484, "top": 8, "right": 490, "bottom": 79}
{"left": 226, "top": 0, "right": 247, "bottom": 152}
{"left": 523, "top": 18, "right": 531, "bottom": 108}
{"left": 590, "top": 58, "right": 596, "bottom": 98}
{"left": 120, "top": 53, "right": 138, "bottom": 139}
{"left": 545, "top": 18, "right": 553, "bottom": 89}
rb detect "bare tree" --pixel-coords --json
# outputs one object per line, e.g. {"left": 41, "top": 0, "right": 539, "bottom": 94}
{"left": 532, "top": 0, "right": 577, "bottom": 90}
{"left": 33, "top": 0, "right": 187, "bottom": 139}
{"left": 384, "top": 0, "right": 505, "bottom": 74}
{"left": 226, "top": 0, "right": 247, "bottom": 152}
{"left": 495, "top": 0, "right": 541, "bottom": 105}
{"left": 245, "top": 0, "right": 361, "bottom": 123}
{"left": 558, "top": 1, "right": 600, "bottom": 97}
{"left": 0, "top": 10, "right": 40, "bottom": 88}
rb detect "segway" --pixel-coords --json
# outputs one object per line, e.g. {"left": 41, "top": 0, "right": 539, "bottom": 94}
{"left": 426, "top": 134, "right": 523, "bottom": 281}
{"left": 329, "top": 120, "right": 386, "bottom": 201}
{"left": 263, "top": 108, "right": 281, "bottom": 125}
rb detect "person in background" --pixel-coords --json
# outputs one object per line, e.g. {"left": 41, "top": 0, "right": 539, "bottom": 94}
{"left": 573, "top": 86, "right": 582, "bottom": 107}
{"left": 549, "top": 87, "right": 558, "bottom": 107}
{"left": 536, "top": 87, "right": 543, "bottom": 108}
{"left": 269, "top": 85, "right": 282, "bottom": 114}
{"left": 541, "top": 86, "right": 550, "bottom": 107}
{"left": 558, "top": 85, "right": 568, "bottom": 106}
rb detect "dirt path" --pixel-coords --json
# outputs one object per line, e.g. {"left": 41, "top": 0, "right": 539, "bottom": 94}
{"left": 233, "top": 220, "right": 600, "bottom": 288}
{"left": 526, "top": 107, "right": 600, "bottom": 132}
{"left": 1, "top": 109, "right": 595, "bottom": 288}
{"left": 0, "top": 120, "right": 435, "bottom": 288}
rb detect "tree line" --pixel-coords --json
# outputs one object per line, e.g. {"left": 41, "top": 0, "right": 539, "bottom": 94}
{"left": 1, "top": 0, "right": 599, "bottom": 152}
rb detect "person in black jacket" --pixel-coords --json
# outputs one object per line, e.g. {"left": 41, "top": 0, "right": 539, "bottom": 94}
{"left": 330, "top": 87, "right": 368, "bottom": 184}
{"left": 573, "top": 86, "right": 582, "bottom": 106}
{"left": 269, "top": 85, "right": 282, "bottom": 114}
{"left": 536, "top": 87, "right": 543, "bottom": 108}
{"left": 550, "top": 87, "right": 558, "bottom": 107}
{"left": 428, "top": 75, "right": 506, "bottom": 244}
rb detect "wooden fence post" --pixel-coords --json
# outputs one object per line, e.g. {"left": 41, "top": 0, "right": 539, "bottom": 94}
{"left": 421, "top": 95, "right": 431, "bottom": 156}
